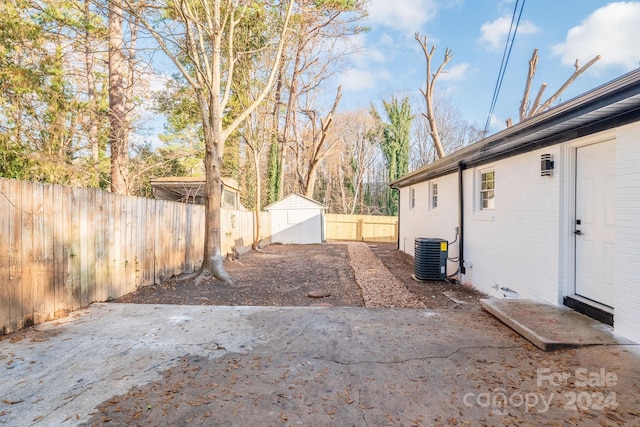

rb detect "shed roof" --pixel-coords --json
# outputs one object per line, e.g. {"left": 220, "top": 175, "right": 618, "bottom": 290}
{"left": 149, "top": 176, "right": 239, "bottom": 203}
{"left": 391, "top": 68, "right": 640, "bottom": 189}
{"left": 264, "top": 193, "right": 327, "bottom": 210}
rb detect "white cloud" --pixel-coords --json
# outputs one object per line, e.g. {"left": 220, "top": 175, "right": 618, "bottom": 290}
{"left": 552, "top": 2, "right": 640, "bottom": 71}
{"left": 366, "top": 0, "right": 438, "bottom": 31}
{"left": 488, "top": 113, "right": 506, "bottom": 133}
{"left": 331, "top": 32, "right": 387, "bottom": 69}
{"left": 439, "top": 63, "right": 471, "bottom": 81}
{"left": 339, "top": 68, "right": 391, "bottom": 91}
{"left": 479, "top": 15, "right": 540, "bottom": 51}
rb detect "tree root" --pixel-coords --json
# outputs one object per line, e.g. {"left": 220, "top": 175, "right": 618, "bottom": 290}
{"left": 177, "top": 268, "right": 234, "bottom": 286}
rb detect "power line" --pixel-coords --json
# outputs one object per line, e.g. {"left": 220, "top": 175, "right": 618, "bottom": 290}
{"left": 483, "top": 0, "right": 527, "bottom": 136}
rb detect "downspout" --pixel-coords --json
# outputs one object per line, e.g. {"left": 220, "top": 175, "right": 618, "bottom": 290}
{"left": 458, "top": 162, "right": 465, "bottom": 275}
{"left": 394, "top": 188, "right": 401, "bottom": 250}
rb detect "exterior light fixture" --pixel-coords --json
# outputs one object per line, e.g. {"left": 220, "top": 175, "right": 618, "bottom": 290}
{"left": 541, "top": 154, "right": 554, "bottom": 177}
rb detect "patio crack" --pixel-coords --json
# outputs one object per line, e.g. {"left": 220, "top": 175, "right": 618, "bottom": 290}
{"left": 306, "top": 344, "right": 521, "bottom": 366}
{"left": 282, "top": 311, "right": 319, "bottom": 350}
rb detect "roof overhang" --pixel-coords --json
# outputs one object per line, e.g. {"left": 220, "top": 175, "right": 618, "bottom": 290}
{"left": 149, "top": 176, "right": 239, "bottom": 203}
{"left": 391, "top": 69, "right": 640, "bottom": 189}
{"left": 263, "top": 192, "right": 328, "bottom": 210}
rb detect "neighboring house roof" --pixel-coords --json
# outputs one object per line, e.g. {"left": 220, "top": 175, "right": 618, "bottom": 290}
{"left": 264, "top": 192, "right": 328, "bottom": 210}
{"left": 150, "top": 176, "right": 240, "bottom": 204}
{"left": 392, "top": 68, "right": 640, "bottom": 189}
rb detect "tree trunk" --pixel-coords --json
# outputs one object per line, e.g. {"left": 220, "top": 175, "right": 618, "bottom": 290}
{"left": 267, "top": 64, "right": 284, "bottom": 204}
{"left": 278, "top": 41, "right": 302, "bottom": 199}
{"left": 305, "top": 161, "right": 319, "bottom": 198}
{"left": 200, "top": 130, "right": 233, "bottom": 284}
{"left": 252, "top": 147, "right": 262, "bottom": 250}
{"left": 84, "top": 0, "right": 99, "bottom": 165}
{"left": 129, "top": 0, "right": 294, "bottom": 284}
{"left": 415, "top": 33, "right": 451, "bottom": 160}
{"left": 108, "top": 0, "right": 128, "bottom": 194}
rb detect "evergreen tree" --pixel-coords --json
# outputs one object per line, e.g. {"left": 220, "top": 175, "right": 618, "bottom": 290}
{"left": 378, "top": 97, "right": 412, "bottom": 215}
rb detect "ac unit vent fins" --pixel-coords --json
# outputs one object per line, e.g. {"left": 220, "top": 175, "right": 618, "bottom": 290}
{"left": 414, "top": 238, "right": 448, "bottom": 281}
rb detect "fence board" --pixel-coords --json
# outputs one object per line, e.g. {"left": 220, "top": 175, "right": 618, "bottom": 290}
{"left": 57, "top": 186, "right": 72, "bottom": 317}
{"left": 144, "top": 198, "right": 155, "bottom": 285}
{"left": 0, "top": 177, "right": 277, "bottom": 335}
{"left": 31, "top": 181, "right": 46, "bottom": 324}
{"left": 325, "top": 214, "right": 398, "bottom": 242}
{"left": 155, "top": 200, "right": 167, "bottom": 282}
{"left": 103, "top": 192, "right": 114, "bottom": 299}
{"left": 69, "top": 187, "right": 82, "bottom": 310}
{"left": 113, "top": 193, "right": 121, "bottom": 294}
{"left": 184, "top": 204, "right": 193, "bottom": 272}
{"left": 0, "top": 179, "right": 10, "bottom": 333}
{"left": 134, "top": 197, "right": 144, "bottom": 289}
{"left": 41, "top": 184, "right": 54, "bottom": 322}
{"left": 20, "top": 181, "right": 34, "bottom": 329}
{"left": 94, "top": 190, "right": 106, "bottom": 302}
{"left": 170, "top": 202, "right": 179, "bottom": 277}
{"left": 6, "top": 181, "right": 18, "bottom": 332}
{"left": 80, "top": 187, "right": 90, "bottom": 306}
{"left": 7, "top": 181, "right": 20, "bottom": 333}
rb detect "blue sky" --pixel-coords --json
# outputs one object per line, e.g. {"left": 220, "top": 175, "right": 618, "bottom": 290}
{"left": 337, "top": 0, "right": 640, "bottom": 134}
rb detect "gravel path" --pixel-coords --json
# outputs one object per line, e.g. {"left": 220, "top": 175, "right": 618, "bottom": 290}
{"left": 347, "top": 242, "right": 425, "bottom": 308}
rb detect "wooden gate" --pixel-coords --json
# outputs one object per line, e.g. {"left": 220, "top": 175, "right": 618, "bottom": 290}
{"left": 325, "top": 214, "right": 397, "bottom": 242}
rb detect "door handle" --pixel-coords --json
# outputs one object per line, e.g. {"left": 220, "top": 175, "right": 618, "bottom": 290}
{"left": 574, "top": 230, "right": 582, "bottom": 235}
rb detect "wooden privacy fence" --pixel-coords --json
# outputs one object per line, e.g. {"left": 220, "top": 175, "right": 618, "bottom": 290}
{"left": 0, "top": 178, "right": 266, "bottom": 335}
{"left": 325, "top": 213, "right": 398, "bottom": 242}
{"left": 221, "top": 209, "right": 270, "bottom": 256}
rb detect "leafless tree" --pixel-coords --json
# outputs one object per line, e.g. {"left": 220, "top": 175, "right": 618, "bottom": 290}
{"left": 124, "top": 0, "right": 294, "bottom": 284}
{"left": 332, "top": 108, "right": 381, "bottom": 214}
{"left": 415, "top": 32, "right": 452, "bottom": 160}
{"left": 274, "top": 0, "right": 365, "bottom": 199}
{"left": 297, "top": 86, "right": 342, "bottom": 198}
{"left": 411, "top": 93, "right": 482, "bottom": 169}
{"left": 518, "top": 48, "right": 601, "bottom": 122}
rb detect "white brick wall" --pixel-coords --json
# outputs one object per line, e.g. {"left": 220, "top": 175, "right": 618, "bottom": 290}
{"left": 461, "top": 147, "right": 562, "bottom": 302}
{"left": 398, "top": 126, "right": 640, "bottom": 343}
{"left": 399, "top": 149, "right": 563, "bottom": 298}
{"left": 614, "top": 122, "right": 640, "bottom": 343}
{"left": 399, "top": 173, "right": 460, "bottom": 275}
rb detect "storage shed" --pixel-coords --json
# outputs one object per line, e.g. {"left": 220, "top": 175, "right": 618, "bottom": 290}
{"left": 264, "top": 193, "right": 327, "bottom": 244}
{"left": 150, "top": 176, "right": 242, "bottom": 209}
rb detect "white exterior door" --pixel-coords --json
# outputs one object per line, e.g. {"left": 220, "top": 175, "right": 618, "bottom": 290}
{"left": 574, "top": 139, "right": 615, "bottom": 307}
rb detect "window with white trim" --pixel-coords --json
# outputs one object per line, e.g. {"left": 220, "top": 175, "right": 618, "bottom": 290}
{"left": 431, "top": 182, "right": 438, "bottom": 210}
{"left": 480, "top": 169, "right": 495, "bottom": 210}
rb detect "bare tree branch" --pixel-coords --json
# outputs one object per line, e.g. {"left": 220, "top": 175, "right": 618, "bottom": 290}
{"left": 519, "top": 48, "right": 538, "bottom": 121}
{"left": 415, "top": 32, "right": 452, "bottom": 159}
{"left": 535, "top": 54, "right": 601, "bottom": 114}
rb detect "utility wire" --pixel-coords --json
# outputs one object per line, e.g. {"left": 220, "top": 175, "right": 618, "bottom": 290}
{"left": 483, "top": 0, "right": 527, "bottom": 136}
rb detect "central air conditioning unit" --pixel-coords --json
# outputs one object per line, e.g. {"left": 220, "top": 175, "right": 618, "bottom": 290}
{"left": 414, "top": 238, "right": 448, "bottom": 281}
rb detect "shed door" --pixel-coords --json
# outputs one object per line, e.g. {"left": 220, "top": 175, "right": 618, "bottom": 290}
{"left": 574, "top": 139, "right": 615, "bottom": 307}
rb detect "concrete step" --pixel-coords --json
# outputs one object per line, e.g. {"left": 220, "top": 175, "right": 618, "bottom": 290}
{"left": 481, "top": 298, "right": 628, "bottom": 351}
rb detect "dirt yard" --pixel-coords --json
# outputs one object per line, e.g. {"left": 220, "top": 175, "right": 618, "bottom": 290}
{"left": 28, "top": 242, "right": 636, "bottom": 427}
{"left": 115, "top": 242, "right": 484, "bottom": 309}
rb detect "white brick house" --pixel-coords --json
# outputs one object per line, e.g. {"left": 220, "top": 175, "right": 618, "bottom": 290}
{"left": 392, "top": 69, "right": 640, "bottom": 343}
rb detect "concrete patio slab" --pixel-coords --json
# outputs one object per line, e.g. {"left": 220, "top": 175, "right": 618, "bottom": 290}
{"left": 1, "top": 303, "right": 639, "bottom": 426}
{"left": 481, "top": 298, "right": 630, "bottom": 351}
